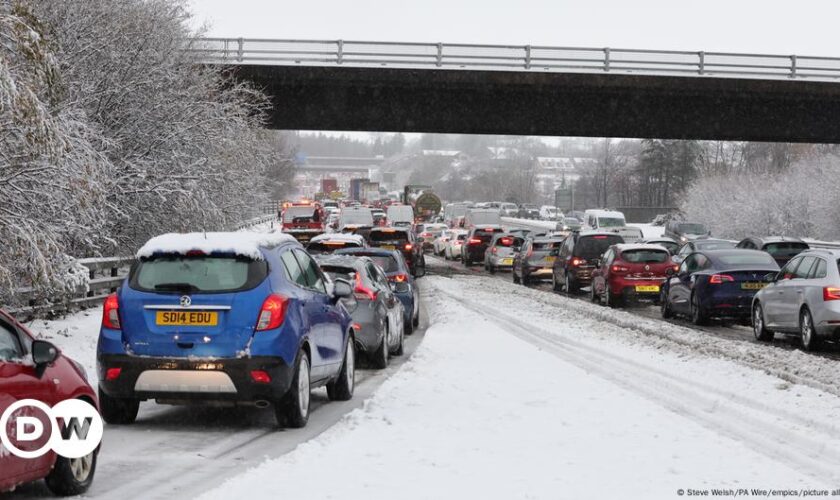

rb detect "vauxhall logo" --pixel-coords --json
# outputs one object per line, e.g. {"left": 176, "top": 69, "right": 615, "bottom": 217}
{"left": 0, "top": 399, "right": 103, "bottom": 459}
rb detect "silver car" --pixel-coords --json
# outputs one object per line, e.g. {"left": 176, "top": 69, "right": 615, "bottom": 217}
{"left": 484, "top": 233, "right": 524, "bottom": 273}
{"left": 752, "top": 249, "right": 840, "bottom": 351}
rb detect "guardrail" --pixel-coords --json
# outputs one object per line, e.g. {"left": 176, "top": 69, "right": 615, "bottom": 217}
{"left": 187, "top": 38, "right": 840, "bottom": 82}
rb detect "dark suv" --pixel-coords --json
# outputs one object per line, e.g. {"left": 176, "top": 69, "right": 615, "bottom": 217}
{"left": 462, "top": 225, "right": 505, "bottom": 266}
{"left": 552, "top": 232, "right": 625, "bottom": 293}
{"left": 736, "top": 236, "right": 809, "bottom": 267}
{"left": 367, "top": 227, "right": 423, "bottom": 275}
{"left": 517, "top": 204, "right": 540, "bottom": 219}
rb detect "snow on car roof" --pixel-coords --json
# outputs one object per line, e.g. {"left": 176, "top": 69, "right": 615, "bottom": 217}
{"left": 615, "top": 243, "right": 671, "bottom": 252}
{"left": 310, "top": 233, "right": 366, "bottom": 245}
{"left": 137, "top": 232, "right": 296, "bottom": 260}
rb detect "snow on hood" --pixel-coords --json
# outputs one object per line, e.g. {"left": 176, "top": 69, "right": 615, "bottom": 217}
{"left": 310, "top": 233, "right": 366, "bottom": 245}
{"left": 137, "top": 232, "right": 297, "bottom": 261}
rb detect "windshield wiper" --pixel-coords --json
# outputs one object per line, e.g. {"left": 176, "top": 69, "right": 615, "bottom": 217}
{"left": 154, "top": 283, "right": 200, "bottom": 293}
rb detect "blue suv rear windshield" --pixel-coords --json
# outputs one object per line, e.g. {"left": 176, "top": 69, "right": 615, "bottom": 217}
{"left": 129, "top": 255, "right": 268, "bottom": 293}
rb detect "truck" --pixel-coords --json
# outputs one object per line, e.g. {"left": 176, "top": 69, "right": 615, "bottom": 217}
{"left": 281, "top": 203, "right": 325, "bottom": 243}
{"left": 349, "top": 178, "right": 369, "bottom": 202}
{"left": 321, "top": 178, "right": 338, "bottom": 195}
{"left": 361, "top": 181, "right": 381, "bottom": 204}
{"left": 402, "top": 185, "right": 442, "bottom": 222}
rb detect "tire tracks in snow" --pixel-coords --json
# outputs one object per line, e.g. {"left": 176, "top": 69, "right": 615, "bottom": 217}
{"left": 434, "top": 287, "right": 840, "bottom": 485}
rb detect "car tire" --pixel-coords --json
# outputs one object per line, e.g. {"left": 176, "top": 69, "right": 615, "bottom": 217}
{"left": 691, "top": 293, "right": 709, "bottom": 326}
{"left": 412, "top": 303, "right": 420, "bottom": 328}
{"left": 513, "top": 270, "right": 521, "bottom": 284}
{"left": 277, "top": 349, "right": 311, "bottom": 428}
{"left": 752, "top": 303, "right": 773, "bottom": 342}
{"left": 371, "top": 323, "right": 389, "bottom": 369}
{"left": 605, "top": 285, "right": 622, "bottom": 308}
{"left": 590, "top": 282, "right": 600, "bottom": 303}
{"left": 391, "top": 323, "right": 405, "bottom": 356}
{"left": 565, "top": 272, "right": 578, "bottom": 294}
{"left": 489, "top": 264, "right": 496, "bottom": 274}
{"left": 551, "top": 271, "right": 561, "bottom": 292}
{"left": 327, "top": 336, "right": 355, "bottom": 401}
{"left": 404, "top": 315, "right": 414, "bottom": 335}
{"left": 660, "top": 290, "right": 673, "bottom": 319}
{"left": 98, "top": 388, "right": 139, "bottom": 425}
{"left": 45, "top": 449, "right": 97, "bottom": 496}
{"left": 799, "top": 308, "right": 822, "bottom": 352}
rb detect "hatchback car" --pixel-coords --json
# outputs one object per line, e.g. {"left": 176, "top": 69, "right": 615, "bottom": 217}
{"left": 736, "top": 236, "right": 810, "bottom": 267}
{"left": 590, "top": 244, "right": 676, "bottom": 307}
{"left": 367, "top": 227, "right": 421, "bottom": 274}
{"left": 661, "top": 249, "right": 779, "bottom": 325}
{"left": 444, "top": 230, "right": 468, "bottom": 260}
{"left": 552, "top": 232, "right": 625, "bottom": 293}
{"left": 1, "top": 310, "right": 99, "bottom": 496}
{"left": 415, "top": 223, "right": 448, "bottom": 251}
{"left": 306, "top": 233, "right": 367, "bottom": 255}
{"left": 513, "top": 236, "right": 564, "bottom": 284}
{"left": 484, "top": 233, "right": 524, "bottom": 273}
{"left": 462, "top": 226, "right": 505, "bottom": 266}
{"left": 335, "top": 248, "right": 421, "bottom": 333}
{"left": 752, "top": 249, "right": 840, "bottom": 351}
{"left": 317, "top": 255, "right": 405, "bottom": 367}
{"left": 97, "top": 232, "right": 356, "bottom": 429}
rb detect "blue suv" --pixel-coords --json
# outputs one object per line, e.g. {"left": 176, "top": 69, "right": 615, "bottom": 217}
{"left": 97, "top": 232, "right": 356, "bottom": 428}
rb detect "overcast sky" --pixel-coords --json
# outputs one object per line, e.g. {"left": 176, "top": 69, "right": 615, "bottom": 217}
{"left": 189, "top": 0, "right": 840, "bottom": 57}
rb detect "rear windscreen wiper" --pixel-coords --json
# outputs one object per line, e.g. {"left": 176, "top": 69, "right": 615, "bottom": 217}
{"left": 154, "top": 283, "right": 200, "bottom": 293}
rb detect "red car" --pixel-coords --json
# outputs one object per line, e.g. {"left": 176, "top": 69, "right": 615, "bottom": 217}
{"left": 0, "top": 309, "right": 99, "bottom": 495}
{"left": 590, "top": 244, "right": 677, "bottom": 307}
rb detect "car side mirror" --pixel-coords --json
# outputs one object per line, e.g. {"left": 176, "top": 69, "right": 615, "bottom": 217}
{"left": 593, "top": 258, "right": 601, "bottom": 268}
{"left": 332, "top": 278, "right": 353, "bottom": 299}
{"left": 665, "top": 267, "right": 676, "bottom": 277}
{"left": 31, "top": 340, "right": 59, "bottom": 379}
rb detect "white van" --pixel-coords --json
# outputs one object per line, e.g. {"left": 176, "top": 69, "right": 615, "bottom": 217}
{"left": 339, "top": 206, "right": 375, "bottom": 228}
{"left": 583, "top": 209, "right": 642, "bottom": 242}
{"left": 464, "top": 208, "right": 502, "bottom": 228}
{"left": 386, "top": 204, "right": 414, "bottom": 227}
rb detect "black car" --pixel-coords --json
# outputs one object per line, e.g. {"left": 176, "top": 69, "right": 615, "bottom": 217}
{"left": 552, "top": 232, "right": 625, "bottom": 293}
{"left": 367, "top": 227, "right": 423, "bottom": 275}
{"left": 462, "top": 225, "right": 505, "bottom": 266}
{"left": 735, "top": 236, "right": 809, "bottom": 267}
{"left": 673, "top": 238, "right": 737, "bottom": 264}
{"left": 517, "top": 204, "right": 540, "bottom": 219}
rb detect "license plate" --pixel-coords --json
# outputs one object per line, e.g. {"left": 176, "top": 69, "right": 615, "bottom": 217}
{"left": 741, "top": 282, "right": 766, "bottom": 290}
{"left": 545, "top": 256, "right": 556, "bottom": 263}
{"left": 156, "top": 311, "right": 218, "bottom": 326}
{"left": 381, "top": 245, "right": 395, "bottom": 250}
{"left": 502, "top": 258, "right": 513, "bottom": 265}
{"left": 635, "top": 285, "right": 660, "bottom": 293}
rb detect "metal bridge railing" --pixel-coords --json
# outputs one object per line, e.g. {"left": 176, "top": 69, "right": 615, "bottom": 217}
{"left": 185, "top": 38, "right": 840, "bottom": 81}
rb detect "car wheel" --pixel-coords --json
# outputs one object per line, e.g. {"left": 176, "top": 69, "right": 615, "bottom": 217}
{"left": 605, "top": 285, "right": 622, "bottom": 308}
{"left": 277, "top": 349, "right": 311, "bottom": 428}
{"left": 590, "top": 282, "right": 600, "bottom": 303}
{"left": 98, "top": 388, "right": 139, "bottom": 425}
{"left": 660, "top": 290, "right": 673, "bottom": 319}
{"left": 412, "top": 302, "right": 420, "bottom": 327}
{"left": 327, "top": 335, "right": 355, "bottom": 401}
{"left": 45, "top": 449, "right": 97, "bottom": 496}
{"left": 489, "top": 264, "right": 496, "bottom": 274}
{"left": 799, "top": 308, "right": 822, "bottom": 352}
{"left": 565, "top": 272, "right": 578, "bottom": 294}
{"left": 551, "top": 271, "right": 561, "bottom": 292}
{"left": 691, "top": 293, "right": 709, "bottom": 326}
{"left": 513, "top": 269, "right": 520, "bottom": 284}
{"left": 391, "top": 323, "right": 405, "bottom": 356}
{"left": 521, "top": 273, "right": 530, "bottom": 286}
{"left": 404, "top": 314, "right": 414, "bottom": 335}
{"left": 371, "top": 322, "right": 389, "bottom": 369}
{"left": 752, "top": 303, "right": 773, "bottom": 342}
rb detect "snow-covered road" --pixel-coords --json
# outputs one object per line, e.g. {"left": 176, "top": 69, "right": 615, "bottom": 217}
{"left": 198, "top": 275, "right": 840, "bottom": 500}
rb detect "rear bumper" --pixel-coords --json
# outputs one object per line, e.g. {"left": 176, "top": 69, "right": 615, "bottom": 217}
{"left": 525, "top": 266, "right": 553, "bottom": 277}
{"left": 698, "top": 292, "right": 754, "bottom": 318}
{"left": 97, "top": 354, "right": 294, "bottom": 402}
{"left": 488, "top": 255, "right": 515, "bottom": 268}
{"left": 612, "top": 278, "right": 666, "bottom": 301}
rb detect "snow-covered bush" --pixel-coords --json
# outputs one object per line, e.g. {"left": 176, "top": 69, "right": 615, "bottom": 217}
{"left": 680, "top": 159, "right": 840, "bottom": 241}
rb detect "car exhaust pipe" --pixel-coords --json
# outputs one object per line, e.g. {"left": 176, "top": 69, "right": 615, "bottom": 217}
{"left": 254, "top": 400, "right": 271, "bottom": 409}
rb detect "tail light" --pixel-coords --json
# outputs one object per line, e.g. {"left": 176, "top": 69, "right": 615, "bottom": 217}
{"left": 672, "top": 265, "right": 680, "bottom": 272}
{"left": 256, "top": 294, "right": 289, "bottom": 331}
{"left": 823, "top": 287, "right": 840, "bottom": 301}
{"left": 391, "top": 273, "right": 409, "bottom": 283}
{"left": 404, "top": 243, "right": 413, "bottom": 251}
{"left": 102, "top": 293, "right": 121, "bottom": 329}
{"left": 570, "top": 258, "right": 586, "bottom": 267}
{"left": 491, "top": 247, "right": 498, "bottom": 254}
{"left": 105, "top": 367, "right": 122, "bottom": 381}
{"left": 611, "top": 265, "right": 629, "bottom": 273}
{"left": 354, "top": 274, "right": 378, "bottom": 301}
{"left": 468, "top": 237, "right": 482, "bottom": 245}
{"left": 250, "top": 370, "right": 272, "bottom": 383}
{"left": 709, "top": 274, "right": 735, "bottom": 284}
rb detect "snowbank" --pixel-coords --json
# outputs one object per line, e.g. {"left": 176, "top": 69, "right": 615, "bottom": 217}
{"left": 137, "top": 231, "right": 296, "bottom": 260}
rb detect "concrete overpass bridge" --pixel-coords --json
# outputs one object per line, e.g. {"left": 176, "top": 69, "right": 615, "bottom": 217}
{"left": 191, "top": 38, "right": 840, "bottom": 143}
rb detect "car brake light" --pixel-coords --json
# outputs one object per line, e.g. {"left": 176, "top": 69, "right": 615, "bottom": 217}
{"left": 186, "top": 250, "right": 206, "bottom": 256}
{"left": 102, "top": 293, "right": 121, "bottom": 329}
{"left": 570, "top": 258, "right": 586, "bottom": 267}
{"left": 105, "top": 367, "right": 122, "bottom": 381}
{"left": 256, "top": 294, "right": 289, "bottom": 331}
{"left": 611, "top": 265, "right": 629, "bottom": 273}
{"left": 468, "top": 238, "right": 482, "bottom": 245}
{"left": 404, "top": 243, "right": 413, "bottom": 251}
{"left": 823, "top": 287, "right": 840, "bottom": 301}
{"left": 391, "top": 273, "right": 409, "bottom": 283}
{"left": 250, "top": 370, "right": 271, "bottom": 384}
{"left": 491, "top": 247, "right": 498, "bottom": 254}
{"left": 709, "top": 274, "right": 735, "bottom": 284}
{"left": 354, "top": 274, "right": 378, "bottom": 301}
